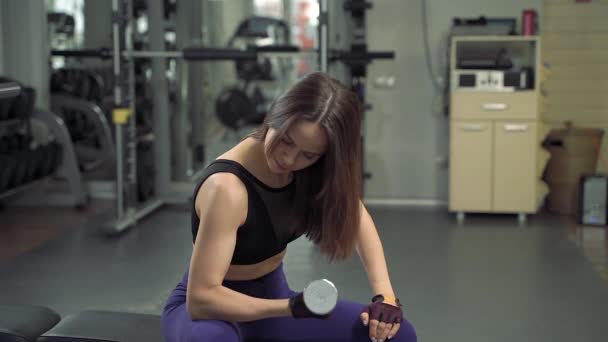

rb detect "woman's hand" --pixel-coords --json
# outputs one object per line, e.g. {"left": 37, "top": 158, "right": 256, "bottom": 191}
{"left": 360, "top": 296, "right": 404, "bottom": 341}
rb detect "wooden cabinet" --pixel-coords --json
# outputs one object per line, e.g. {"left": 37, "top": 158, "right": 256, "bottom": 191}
{"left": 449, "top": 118, "right": 540, "bottom": 219}
{"left": 448, "top": 36, "right": 545, "bottom": 223}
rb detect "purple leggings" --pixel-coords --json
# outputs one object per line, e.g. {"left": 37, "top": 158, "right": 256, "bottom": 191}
{"left": 161, "top": 263, "right": 417, "bottom": 342}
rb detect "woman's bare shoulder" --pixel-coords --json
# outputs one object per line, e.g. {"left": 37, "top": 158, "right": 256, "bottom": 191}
{"left": 194, "top": 171, "right": 248, "bottom": 220}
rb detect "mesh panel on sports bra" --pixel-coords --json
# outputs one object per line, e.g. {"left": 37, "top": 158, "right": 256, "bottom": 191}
{"left": 247, "top": 180, "right": 299, "bottom": 244}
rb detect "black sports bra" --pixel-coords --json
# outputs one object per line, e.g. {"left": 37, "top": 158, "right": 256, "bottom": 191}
{"left": 191, "top": 159, "right": 303, "bottom": 265}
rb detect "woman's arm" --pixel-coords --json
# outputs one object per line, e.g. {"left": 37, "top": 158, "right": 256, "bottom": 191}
{"left": 356, "top": 203, "right": 404, "bottom": 342}
{"left": 186, "top": 173, "right": 292, "bottom": 322}
{"left": 355, "top": 201, "right": 396, "bottom": 299}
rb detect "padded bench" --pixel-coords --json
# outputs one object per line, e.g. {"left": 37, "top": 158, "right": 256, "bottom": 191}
{"left": 0, "top": 304, "right": 61, "bottom": 342}
{"left": 37, "top": 311, "right": 163, "bottom": 342}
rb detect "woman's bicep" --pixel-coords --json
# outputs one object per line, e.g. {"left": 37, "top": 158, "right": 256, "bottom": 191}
{"left": 187, "top": 173, "right": 247, "bottom": 297}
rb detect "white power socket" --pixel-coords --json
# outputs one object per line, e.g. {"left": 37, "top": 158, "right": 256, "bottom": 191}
{"left": 373, "top": 75, "right": 396, "bottom": 88}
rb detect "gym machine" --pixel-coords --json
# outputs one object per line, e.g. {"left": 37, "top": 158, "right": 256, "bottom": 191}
{"left": 49, "top": 67, "right": 116, "bottom": 172}
{"left": 51, "top": 0, "right": 394, "bottom": 235}
{"left": 215, "top": 16, "right": 295, "bottom": 132}
{"left": 49, "top": 94, "right": 115, "bottom": 172}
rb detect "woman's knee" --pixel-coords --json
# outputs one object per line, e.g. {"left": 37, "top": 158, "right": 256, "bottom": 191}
{"left": 390, "top": 319, "right": 417, "bottom": 342}
{"left": 190, "top": 319, "right": 241, "bottom": 342}
{"left": 161, "top": 304, "right": 240, "bottom": 342}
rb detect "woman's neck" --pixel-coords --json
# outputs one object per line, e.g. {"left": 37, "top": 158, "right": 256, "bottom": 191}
{"left": 241, "top": 138, "right": 292, "bottom": 187}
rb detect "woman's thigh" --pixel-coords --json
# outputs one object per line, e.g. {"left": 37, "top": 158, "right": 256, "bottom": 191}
{"left": 238, "top": 299, "right": 417, "bottom": 342}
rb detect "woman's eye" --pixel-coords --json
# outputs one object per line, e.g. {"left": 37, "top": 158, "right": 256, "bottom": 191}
{"left": 282, "top": 138, "right": 293, "bottom": 145}
{"left": 303, "top": 153, "right": 316, "bottom": 160}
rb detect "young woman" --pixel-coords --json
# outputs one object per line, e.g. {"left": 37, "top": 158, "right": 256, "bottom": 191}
{"left": 162, "top": 72, "right": 417, "bottom": 342}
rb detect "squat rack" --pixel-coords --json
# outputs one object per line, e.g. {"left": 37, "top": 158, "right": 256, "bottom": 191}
{"left": 52, "top": 0, "right": 394, "bottom": 235}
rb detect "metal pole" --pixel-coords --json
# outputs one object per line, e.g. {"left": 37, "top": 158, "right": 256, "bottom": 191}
{"left": 51, "top": 48, "right": 309, "bottom": 60}
{"left": 319, "top": 0, "right": 328, "bottom": 72}
{"left": 112, "top": 0, "right": 124, "bottom": 218}
{"left": 173, "top": 0, "right": 193, "bottom": 181}
{"left": 188, "top": 0, "right": 205, "bottom": 174}
{"left": 125, "top": 51, "right": 183, "bottom": 59}
{"left": 126, "top": 0, "right": 138, "bottom": 210}
{"left": 148, "top": 0, "right": 171, "bottom": 196}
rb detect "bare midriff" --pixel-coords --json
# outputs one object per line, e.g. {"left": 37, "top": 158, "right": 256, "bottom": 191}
{"left": 223, "top": 249, "right": 287, "bottom": 281}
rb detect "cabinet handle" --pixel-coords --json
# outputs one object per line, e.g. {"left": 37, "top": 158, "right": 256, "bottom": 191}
{"left": 482, "top": 103, "right": 508, "bottom": 111}
{"left": 459, "top": 123, "right": 485, "bottom": 131}
{"left": 504, "top": 123, "right": 529, "bottom": 132}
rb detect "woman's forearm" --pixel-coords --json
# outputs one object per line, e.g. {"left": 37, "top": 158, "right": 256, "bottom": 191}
{"left": 356, "top": 203, "right": 396, "bottom": 298}
{"left": 187, "top": 285, "right": 291, "bottom": 322}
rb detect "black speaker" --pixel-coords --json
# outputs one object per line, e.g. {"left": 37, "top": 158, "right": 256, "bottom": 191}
{"left": 579, "top": 174, "right": 608, "bottom": 226}
{"left": 503, "top": 68, "right": 534, "bottom": 90}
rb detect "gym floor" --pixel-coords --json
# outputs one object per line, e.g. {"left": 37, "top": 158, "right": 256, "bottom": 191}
{"left": 1, "top": 204, "right": 608, "bottom": 341}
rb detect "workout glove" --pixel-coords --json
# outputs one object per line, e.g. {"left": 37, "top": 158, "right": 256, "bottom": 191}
{"left": 288, "top": 292, "right": 331, "bottom": 319}
{"left": 361, "top": 299, "right": 404, "bottom": 324}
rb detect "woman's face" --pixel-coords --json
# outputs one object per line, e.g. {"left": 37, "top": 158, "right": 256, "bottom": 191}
{"left": 264, "top": 119, "right": 328, "bottom": 174}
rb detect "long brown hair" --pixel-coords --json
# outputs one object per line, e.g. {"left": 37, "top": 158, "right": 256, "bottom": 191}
{"left": 250, "top": 72, "right": 363, "bottom": 261}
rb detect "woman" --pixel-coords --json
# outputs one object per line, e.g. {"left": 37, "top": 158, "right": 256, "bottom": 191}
{"left": 162, "top": 72, "right": 417, "bottom": 342}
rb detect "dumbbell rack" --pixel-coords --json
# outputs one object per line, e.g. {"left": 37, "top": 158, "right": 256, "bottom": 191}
{"left": 0, "top": 118, "right": 20, "bottom": 136}
{"left": 0, "top": 81, "right": 20, "bottom": 99}
{"left": 0, "top": 82, "right": 88, "bottom": 207}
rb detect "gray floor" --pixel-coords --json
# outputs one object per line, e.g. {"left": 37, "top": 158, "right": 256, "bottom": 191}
{"left": 1, "top": 205, "right": 608, "bottom": 341}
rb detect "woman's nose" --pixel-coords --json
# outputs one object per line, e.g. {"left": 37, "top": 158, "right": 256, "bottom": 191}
{"left": 282, "top": 151, "right": 297, "bottom": 166}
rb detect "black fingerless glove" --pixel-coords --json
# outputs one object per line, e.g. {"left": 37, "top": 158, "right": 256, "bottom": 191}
{"left": 288, "top": 292, "right": 331, "bottom": 319}
{"left": 361, "top": 295, "right": 404, "bottom": 324}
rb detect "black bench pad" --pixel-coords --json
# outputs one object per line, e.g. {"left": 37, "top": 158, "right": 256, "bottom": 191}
{"left": 0, "top": 305, "right": 61, "bottom": 342}
{"left": 37, "top": 311, "right": 163, "bottom": 342}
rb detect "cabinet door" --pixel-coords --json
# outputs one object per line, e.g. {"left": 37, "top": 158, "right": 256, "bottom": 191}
{"left": 493, "top": 122, "right": 537, "bottom": 212}
{"left": 449, "top": 121, "right": 493, "bottom": 212}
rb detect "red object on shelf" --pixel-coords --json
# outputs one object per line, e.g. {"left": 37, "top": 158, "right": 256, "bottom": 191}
{"left": 522, "top": 9, "right": 537, "bottom": 36}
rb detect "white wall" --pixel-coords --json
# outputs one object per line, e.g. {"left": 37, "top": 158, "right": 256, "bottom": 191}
{"left": 365, "top": 0, "right": 542, "bottom": 201}
{"left": 83, "top": 0, "right": 112, "bottom": 49}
